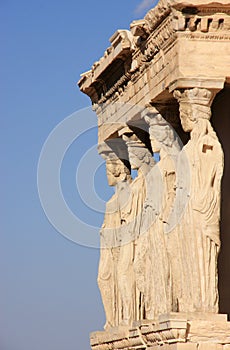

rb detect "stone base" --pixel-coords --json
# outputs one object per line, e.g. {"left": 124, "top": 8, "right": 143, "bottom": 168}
{"left": 90, "top": 313, "right": 230, "bottom": 350}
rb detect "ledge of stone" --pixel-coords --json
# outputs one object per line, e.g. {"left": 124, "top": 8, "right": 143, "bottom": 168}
{"left": 78, "top": 30, "right": 133, "bottom": 91}
{"left": 90, "top": 313, "right": 230, "bottom": 350}
{"left": 171, "top": 0, "right": 230, "bottom": 9}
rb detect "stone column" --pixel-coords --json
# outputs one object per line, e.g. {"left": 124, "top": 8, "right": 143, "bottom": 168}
{"left": 173, "top": 87, "right": 224, "bottom": 313}
{"left": 117, "top": 130, "right": 155, "bottom": 325}
{"left": 144, "top": 111, "right": 183, "bottom": 314}
{"left": 97, "top": 141, "right": 131, "bottom": 329}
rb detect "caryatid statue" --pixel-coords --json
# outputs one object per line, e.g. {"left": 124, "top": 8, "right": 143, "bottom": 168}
{"left": 143, "top": 111, "right": 182, "bottom": 316}
{"left": 144, "top": 111, "right": 182, "bottom": 229}
{"left": 97, "top": 140, "right": 131, "bottom": 329}
{"left": 118, "top": 130, "right": 155, "bottom": 324}
{"left": 174, "top": 87, "right": 224, "bottom": 313}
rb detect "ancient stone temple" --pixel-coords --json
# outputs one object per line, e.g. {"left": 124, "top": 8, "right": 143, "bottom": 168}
{"left": 78, "top": 0, "right": 230, "bottom": 348}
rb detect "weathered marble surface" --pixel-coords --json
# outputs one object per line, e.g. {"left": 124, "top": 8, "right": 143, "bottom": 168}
{"left": 174, "top": 88, "right": 224, "bottom": 313}
{"left": 97, "top": 89, "right": 224, "bottom": 329}
{"left": 90, "top": 313, "right": 230, "bottom": 350}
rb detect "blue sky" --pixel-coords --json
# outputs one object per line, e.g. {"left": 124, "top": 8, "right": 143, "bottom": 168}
{"left": 1, "top": 1, "right": 157, "bottom": 349}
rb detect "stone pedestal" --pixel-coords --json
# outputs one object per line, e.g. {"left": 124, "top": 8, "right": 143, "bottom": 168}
{"left": 90, "top": 314, "right": 230, "bottom": 350}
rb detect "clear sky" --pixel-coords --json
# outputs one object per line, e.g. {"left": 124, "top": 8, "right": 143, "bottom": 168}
{"left": 1, "top": 1, "right": 158, "bottom": 349}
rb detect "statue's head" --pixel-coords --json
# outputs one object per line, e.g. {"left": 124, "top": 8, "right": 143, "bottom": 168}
{"left": 106, "top": 158, "right": 131, "bottom": 186}
{"left": 180, "top": 103, "right": 211, "bottom": 132}
{"left": 122, "top": 133, "right": 154, "bottom": 171}
{"left": 145, "top": 114, "right": 176, "bottom": 152}
{"left": 174, "top": 88, "right": 213, "bottom": 133}
{"left": 144, "top": 112, "right": 180, "bottom": 153}
{"left": 179, "top": 102, "right": 195, "bottom": 132}
{"left": 98, "top": 140, "right": 131, "bottom": 186}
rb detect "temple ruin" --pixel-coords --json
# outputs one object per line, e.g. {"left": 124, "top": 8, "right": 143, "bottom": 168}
{"left": 78, "top": 0, "right": 230, "bottom": 348}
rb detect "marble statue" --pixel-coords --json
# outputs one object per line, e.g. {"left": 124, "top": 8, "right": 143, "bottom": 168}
{"left": 97, "top": 145, "right": 131, "bottom": 329}
{"left": 97, "top": 88, "right": 224, "bottom": 329}
{"left": 118, "top": 131, "right": 155, "bottom": 324}
{"left": 143, "top": 112, "right": 183, "bottom": 316}
{"left": 174, "top": 88, "right": 224, "bottom": 312}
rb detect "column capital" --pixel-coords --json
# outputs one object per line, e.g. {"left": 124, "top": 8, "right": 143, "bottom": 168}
{"left": 173, "top": 87, "right": 213, "bottom": 109}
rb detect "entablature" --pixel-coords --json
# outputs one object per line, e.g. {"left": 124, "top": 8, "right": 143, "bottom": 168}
{"left": 78, "top": 0, "right": 230, "bottom": 142}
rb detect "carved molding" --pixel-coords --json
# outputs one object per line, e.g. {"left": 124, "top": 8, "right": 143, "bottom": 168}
{"left": 90, "top": 314, "right": 230, "bottom": 350}
{"left": 78, "top": 0, "right": 230, "bottom": 108}
{"left": 169, "top": 77, "right": 226, "bottom": 93}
